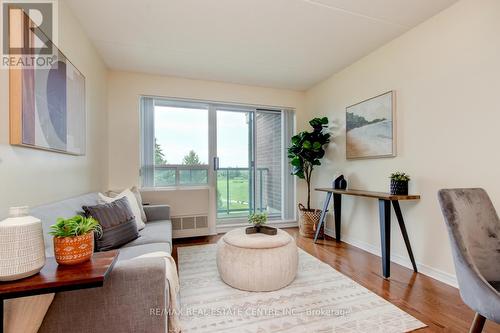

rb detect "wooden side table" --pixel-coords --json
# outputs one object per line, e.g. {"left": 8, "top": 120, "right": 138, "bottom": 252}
{"left": 0, "top": 250, "right": 119, "bottom": 333}
{"left": 314, "top": 188, "right": 420, "bottom": 278}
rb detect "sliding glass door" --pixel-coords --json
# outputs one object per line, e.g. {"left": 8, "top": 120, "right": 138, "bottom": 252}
{"left": 215, "top": 108, "right": 254, "bottom": 222}
{"left": 141, "top": 96, "right": 295, "bottom": 230}
{"left": 215, "top": 107, "right": 290, "bottom": 225}
{"left": 254, "top": 110, "right": 283, "bottom": 218}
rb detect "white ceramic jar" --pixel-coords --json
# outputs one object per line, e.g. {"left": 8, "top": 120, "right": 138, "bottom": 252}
{"left": 0, "top": 206, "right": 46, "bottom": 281}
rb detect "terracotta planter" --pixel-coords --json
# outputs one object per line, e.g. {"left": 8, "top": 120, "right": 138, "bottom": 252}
{"left": 53, "top": 232, "right": 94, "bottom": 265}
{"left": 298, "top": 204, "right": 323, "bottom": 238}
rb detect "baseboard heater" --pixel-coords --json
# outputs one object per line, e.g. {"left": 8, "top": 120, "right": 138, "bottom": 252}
{"left": 171, "top": 215, "right": 210, "bottom": 238}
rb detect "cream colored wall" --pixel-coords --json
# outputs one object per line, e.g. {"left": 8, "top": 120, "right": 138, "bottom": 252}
{"left": 304, "top": 0, "right": 500, "bottom": 286}
{"left": 0, "top": 0, "right": 108, "bottom": 218}
{"left": 140, "top": 189, "right": 209, "bottom": 217}
{"left": 107, "top": 71, "right": 305, "bottom": 229}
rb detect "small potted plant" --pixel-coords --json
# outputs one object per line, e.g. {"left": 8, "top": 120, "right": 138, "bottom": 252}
{"left": 389, "top": 172, "right": 411, "bottom": 195}
{"left": 49, "top": 215, "right": 102, "bottom": 265}
{"left": 246, "top": 213, "right": 276, "bottom": 235}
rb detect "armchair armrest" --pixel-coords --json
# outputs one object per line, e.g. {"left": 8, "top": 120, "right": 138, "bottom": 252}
{"left": 39, "top": 258, "right": 168, "bottom": 333}
{"left": 144, "top": 204, "right": 171, "bottom": 222}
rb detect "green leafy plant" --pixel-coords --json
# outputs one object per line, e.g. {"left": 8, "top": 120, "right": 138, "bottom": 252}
{"left": 49, "top": 215, "right": 102, "bottom": 238}
{"left": 390, "top": 172, "right": 411, "bottom": 182}
{"left": 288, "top": 117, "right": 331, "bottom": 210}
{"left": 248, "top": 213, "right": 268, "bottom": 226}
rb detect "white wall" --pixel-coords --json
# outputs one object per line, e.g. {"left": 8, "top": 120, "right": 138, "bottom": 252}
{"left": 304, "top": 0, "right": 500, "bottom": 286}
{"left": 107, "top": 71, "right": 306, "bottom": 190}
{"left": 107, "top": 71, "right": 305, "bottom": 233}
{"left": 0, "top": 0, "right": 108, "bottom": 218}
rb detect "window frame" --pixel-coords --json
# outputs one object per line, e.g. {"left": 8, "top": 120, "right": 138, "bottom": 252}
{"left": 140, "top": 96, "right": 210, "bottom": 188}
{"left": 140, "top": 95, "right": 295, "bottom": 223}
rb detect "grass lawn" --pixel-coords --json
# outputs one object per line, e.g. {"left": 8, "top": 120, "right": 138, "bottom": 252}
{"left": 216, "top": 174, "right": 281, "bottom": 218}
{"left": 217, "top": 177, "right": 250, "bottom": 211}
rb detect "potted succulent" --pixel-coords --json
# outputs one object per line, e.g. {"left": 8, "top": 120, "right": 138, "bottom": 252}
{"left": 389, "top": 172, "right": 410, "bottom": 195}
{"left": 49, "top": 215, "right": 102, "bottom": 265}
{"left": 288, "top": 117, "right": 330, "bottom": 238}
{"left": 246, "top": 213, "right": 276, "bottom": 235}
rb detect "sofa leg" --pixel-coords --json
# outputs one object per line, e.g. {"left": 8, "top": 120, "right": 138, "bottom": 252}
{"left": 469, "top": 313, "right": 486, "bottom": 333}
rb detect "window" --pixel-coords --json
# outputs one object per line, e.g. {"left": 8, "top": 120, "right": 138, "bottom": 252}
{"left": 140, "top": 96, "right": 296, "bottom": 223}
{"left": 141, "top": 98, "right": 209, "bottom": 187}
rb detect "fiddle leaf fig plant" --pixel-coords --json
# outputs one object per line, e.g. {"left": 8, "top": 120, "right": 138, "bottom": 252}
{"left": 288, "top": 117, "right": 330, "bottom": 211}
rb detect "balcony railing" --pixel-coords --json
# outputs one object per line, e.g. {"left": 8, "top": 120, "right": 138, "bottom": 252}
{"left": 216, "top": 167, "right": 269, "bottom": 217}
{"left": 154, "top": 164, "right": 208, "bottom": 186}
{"left": 152, "top": 165, "right": 275, "bottom": 217}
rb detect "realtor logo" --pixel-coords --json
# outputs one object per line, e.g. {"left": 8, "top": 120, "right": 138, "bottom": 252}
{"left": 1, "top": 0, "right": 58, "bottom": 68}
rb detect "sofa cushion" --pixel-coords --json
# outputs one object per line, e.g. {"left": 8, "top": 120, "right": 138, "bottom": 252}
{"left": 117, "top": 243, "right": 172, "bottom": 261}
{"left": 31, "top": 193, "right": 100, "bottom": 257}
{"left": 99, "top": 189, "right": 146, "bottom": 230}
{"left": 121, "top": 220, "right": 172, "bottom": 254}
{"left": 107, "top": 187, "right": 147, "bottom": 224}
{"left": 83, "top": 197, "right": 139, "bottom": 251}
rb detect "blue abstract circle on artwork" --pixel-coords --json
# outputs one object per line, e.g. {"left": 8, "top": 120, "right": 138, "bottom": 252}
{"left": 45, "top": 60, "right": 67, "bottom": 144}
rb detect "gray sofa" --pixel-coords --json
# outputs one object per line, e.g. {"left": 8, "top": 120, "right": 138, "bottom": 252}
{"left": 29, "top": 192, "right": 173, "bottom": 333}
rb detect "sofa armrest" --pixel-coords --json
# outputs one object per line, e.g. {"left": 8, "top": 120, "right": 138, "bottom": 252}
{"left": 144, "top": 204, "right": 171, "bottom": 222}
{"left": 39, "top": 258, "right": 168, "bottom": 333}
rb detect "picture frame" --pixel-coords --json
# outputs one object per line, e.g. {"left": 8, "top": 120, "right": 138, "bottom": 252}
{"left": 345, "top": 90, "right": 396, "bottom": 160}
{"left": 8, "top": 8, "right": 86, "bottom": 156}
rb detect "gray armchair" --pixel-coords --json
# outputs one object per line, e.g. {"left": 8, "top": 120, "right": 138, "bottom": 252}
{"left": 438, "top": 188, "right": 500, "bottom": 333}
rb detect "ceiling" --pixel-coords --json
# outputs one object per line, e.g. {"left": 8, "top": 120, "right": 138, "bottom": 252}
{"left": 65, "top": 0, "right": 457, "bottom": 91}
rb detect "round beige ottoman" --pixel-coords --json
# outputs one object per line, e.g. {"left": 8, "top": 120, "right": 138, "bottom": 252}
{"left": 216, "top": 228, "right": 298, "bottom": 291}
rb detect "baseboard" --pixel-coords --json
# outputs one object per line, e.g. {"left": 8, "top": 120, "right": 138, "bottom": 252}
{"left": 324, "top": 228, "right": 458, "bottom": 288}
{"left": 173, "top": 228, "right": 210, "bottom": 239}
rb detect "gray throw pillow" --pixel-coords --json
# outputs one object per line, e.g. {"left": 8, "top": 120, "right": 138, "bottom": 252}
{"left": 83, "top": 197, "right": 139, "bottom": 251}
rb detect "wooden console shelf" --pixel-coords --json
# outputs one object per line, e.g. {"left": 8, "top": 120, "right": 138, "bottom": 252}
{"left": 314, "top": 188, "right": 420, "bottom": 279}
{"left": 315, "top": 188, "right": 421, "bottom": 201}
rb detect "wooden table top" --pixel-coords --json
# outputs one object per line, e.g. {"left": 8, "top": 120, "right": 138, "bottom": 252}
{"left": 0, "top": 250, "right": 119, "bottom": 299}
{"left": 315, "top": 188, "right": 421, "bottom": 201}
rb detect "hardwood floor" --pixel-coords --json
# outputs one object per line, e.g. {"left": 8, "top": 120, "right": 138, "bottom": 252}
{"left": 173, "top": 228, "right": 500, "bottom": 332}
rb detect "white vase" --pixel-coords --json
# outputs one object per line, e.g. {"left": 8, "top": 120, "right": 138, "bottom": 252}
{"left": 0, "top": 206, "right": 46, "bottom": 281}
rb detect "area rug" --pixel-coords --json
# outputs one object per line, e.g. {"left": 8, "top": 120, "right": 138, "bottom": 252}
{"left": 178, "top": 244, "right": 426, "bottom": 333}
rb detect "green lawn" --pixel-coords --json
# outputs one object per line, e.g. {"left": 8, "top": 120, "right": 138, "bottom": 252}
{"left": 217, "top": 177, "right": 250, "bottom": 213}
{"left": 216, "top": 173, "right": 281, "bottom": 218}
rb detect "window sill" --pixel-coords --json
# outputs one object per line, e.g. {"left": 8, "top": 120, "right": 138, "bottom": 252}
{"left": 140, "top": 185, "right": 210, "bottom": 192}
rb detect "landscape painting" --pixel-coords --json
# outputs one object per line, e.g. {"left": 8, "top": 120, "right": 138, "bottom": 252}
{"left": 346, "top": 91, "right": 396, "bottom": 159}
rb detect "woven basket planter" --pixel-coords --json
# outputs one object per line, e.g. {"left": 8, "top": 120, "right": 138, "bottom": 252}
{"left": 53, "top": 232, "right": 94, "bottom": 265}
{"left": 298, "top": 204, "right": 323, "bottom": 238}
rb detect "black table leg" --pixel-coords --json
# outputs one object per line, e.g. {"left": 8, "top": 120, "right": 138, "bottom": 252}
{"left": 1, "top": 297, "right": 4, "bottom": 333}
{"left": 392, "top": 200, "right": 418, "bottom": 273}
{"left": 379, "top": 199, "right": 391, "bottom": 278}
{"left": 333, "top": 194, "right": 342, "bottom": 242}
{"left": 314, "top": 192, "right": 332, "bottom": 243}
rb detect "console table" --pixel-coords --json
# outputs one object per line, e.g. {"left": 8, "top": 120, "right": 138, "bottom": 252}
{"left": 314, "top": 188, "right": 420, "bottom": 278}
{"left": 0, "top": 250, "right": 119, "bottom": 333}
